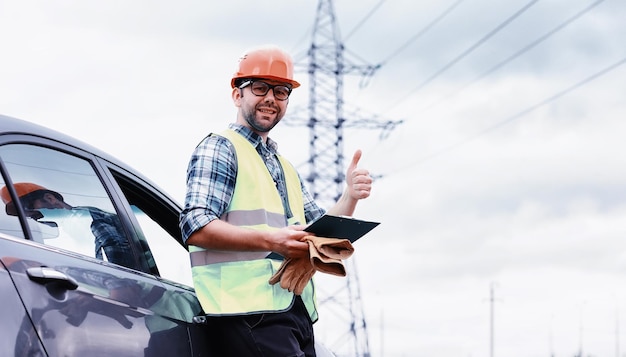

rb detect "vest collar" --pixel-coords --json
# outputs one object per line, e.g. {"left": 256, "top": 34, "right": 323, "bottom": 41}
{"left": 228, "top": 123, "right": 279, "bottom": 153}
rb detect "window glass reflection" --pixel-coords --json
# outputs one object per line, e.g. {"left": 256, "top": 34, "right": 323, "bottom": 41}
{"left": 131, "top": 205, "right": 192, "bottom": 286}
{"left": 0, "top": 144, "right": 135, "bottom": 268}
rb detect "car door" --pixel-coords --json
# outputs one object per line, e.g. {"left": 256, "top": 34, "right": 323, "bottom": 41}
{"left": 0, "top": 245, "right": 47, "bottom": 357}
{"left": 0, "top": 140, "right": 208, "bottom": 357}
{"left": 99, "top": 161, "right": 212, "bottom": 356}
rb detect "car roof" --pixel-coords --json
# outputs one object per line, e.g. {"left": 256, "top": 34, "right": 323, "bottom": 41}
{"left": 0, "top": 113, "right": 180, "bottom": 208}
{"left": 0, "top": 113, "right": 117, "bottom": 160}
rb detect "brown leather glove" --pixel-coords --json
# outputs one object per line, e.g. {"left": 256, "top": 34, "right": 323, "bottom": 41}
{"left": 268, "top": 257, "right": 316, "bottom": 296}
{"left": 304, "top": 237, "right": 354, "bottom": 277}
{"left": 306, "top": 236, "right": 354, "bottom": 260}
{"left": 268, "top": 258, "right": 289, "bottom": 286}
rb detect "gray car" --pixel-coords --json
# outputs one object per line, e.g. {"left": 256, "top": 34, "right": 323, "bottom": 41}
{"left": 0, "top": 114, "right": 210, "bottom": 356}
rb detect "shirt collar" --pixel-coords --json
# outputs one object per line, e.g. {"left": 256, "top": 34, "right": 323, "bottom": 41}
{"left": 228, "top": 123, "right": 279, "bottom": 153}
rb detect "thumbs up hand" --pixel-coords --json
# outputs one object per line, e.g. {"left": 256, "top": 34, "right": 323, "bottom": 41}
{"left": 346, "top": 150, "right": 372, "bottom": 201}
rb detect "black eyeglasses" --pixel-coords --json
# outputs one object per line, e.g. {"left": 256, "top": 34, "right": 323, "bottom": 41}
{"left": 239, "top": 80, "right": 292, "bottom": 101}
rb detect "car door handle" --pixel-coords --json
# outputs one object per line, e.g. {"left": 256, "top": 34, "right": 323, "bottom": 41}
{"left": 26, "top": 267, "right": 79, "bottom": 291}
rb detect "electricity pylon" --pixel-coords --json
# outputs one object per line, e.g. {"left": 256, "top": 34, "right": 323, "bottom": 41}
{"left": 287, "top": 0, "right": 402, "bottom": 355}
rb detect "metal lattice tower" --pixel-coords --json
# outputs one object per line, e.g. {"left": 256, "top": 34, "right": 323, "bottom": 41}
{"left": 288, "top": 0, "right": 402, "bottom": 355}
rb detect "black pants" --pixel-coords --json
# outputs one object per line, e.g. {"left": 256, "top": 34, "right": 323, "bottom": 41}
{"left": 204, "top": 296, "right": 316, "bottom": 357}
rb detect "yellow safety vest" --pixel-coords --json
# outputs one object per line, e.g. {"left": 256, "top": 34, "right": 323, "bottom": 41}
{"left": 189, "top": 129, "right": 318, "bottom": 321}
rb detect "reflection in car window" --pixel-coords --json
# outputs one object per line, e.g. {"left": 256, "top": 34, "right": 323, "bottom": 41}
{"left": 131, "top": 205, "right": 193, "bottom": 286}
{"left": 111, "top": 170, "right": 192, "bottom": 286}
{"left": 0, "top": 144, "right": 137, "bottom": 268}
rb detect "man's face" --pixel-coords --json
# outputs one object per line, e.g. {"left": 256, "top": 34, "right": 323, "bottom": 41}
{"left": 234, "top": 79, "right": 291, "bottom": 134}
{"left": 23, "top": 191, "right": 65, "bottom": 210}
{"left": 20, "top": 192, "right": 67, "bottom": 219}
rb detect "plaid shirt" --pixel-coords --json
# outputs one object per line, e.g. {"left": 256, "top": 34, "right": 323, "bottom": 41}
{"left": 73, "top": 206, "right": 133, "bottom": 268}
{"left": 179, "top": 124, "right": 324, "bottom": 243}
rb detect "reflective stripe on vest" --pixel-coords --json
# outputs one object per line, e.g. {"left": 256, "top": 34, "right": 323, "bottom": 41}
{"left": 190, "top": 129, "right": 318, "bottom": 321}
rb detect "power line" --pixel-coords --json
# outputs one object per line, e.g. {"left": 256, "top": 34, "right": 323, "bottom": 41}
{"left": 378, "top": 0, "right": 466, "bottom": 67}
{"left": 418, "top": 0, "right": 607, "bottom": 114}
{"left": 360, "top": 0, "right": 606, "bottom": 167}
{"left": 384, "top": 0, "right": 541, "bottom": 113}
{"left": 336, "top": 0, "right": 466, "bottom": 108}
{"left": 382, "top": 54, "right": 626, "bottom": 177}
{"left": 343, "top": 0, "right": 386, "bottom": 42}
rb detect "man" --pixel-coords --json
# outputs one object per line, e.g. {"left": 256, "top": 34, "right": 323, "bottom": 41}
{"left": 179, "top": 45, "right": 372, "bottom": 356}
{"left": 1, "top": 182, "right": 133, "bottom": 268}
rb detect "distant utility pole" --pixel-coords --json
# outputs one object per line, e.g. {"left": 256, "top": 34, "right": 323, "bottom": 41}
{"left": 579, "top": 301, "right": 586, "bottom": 357}
{"left": 489, "top": 283, "right": 495, "bottom": 357}
{"left": 489, "top": 282, "right": 499, "bottom": 357}
{"left": 615, "top": 304, "right": 619, "bottom": 357}
{"left": 288, "top": 0, "right": 401, "bottom": 356}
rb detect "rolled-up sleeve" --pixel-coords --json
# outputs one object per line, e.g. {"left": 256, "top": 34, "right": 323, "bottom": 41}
{"left": 300, "top": 174, "right": 325, "bottom": 224}
{"left": 179, "top": 134, "right": 236, "bottom": 243}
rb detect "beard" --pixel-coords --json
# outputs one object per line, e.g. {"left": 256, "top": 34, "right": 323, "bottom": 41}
{"left": 242, "top": 103, "right": 283, "bottom": 133}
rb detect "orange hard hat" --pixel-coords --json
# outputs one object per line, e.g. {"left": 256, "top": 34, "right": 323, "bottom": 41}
{"left": 230, "top": 45, "right": 300, "bottom": 89}
{"left": 1, "top": 182, "right": 49, "bottom": 215}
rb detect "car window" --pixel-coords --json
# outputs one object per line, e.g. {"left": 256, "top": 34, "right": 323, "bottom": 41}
{"left": 0, "top": 144, "right": 140, "bottom": 269}
{"left": 131, "top": 205, "right": 192, "bottom": 286}
{"left": 112, "top": 171, "right": 192, "bottom": 287}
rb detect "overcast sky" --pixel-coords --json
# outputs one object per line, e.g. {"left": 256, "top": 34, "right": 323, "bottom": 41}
{"left": 2, "top": 1, "right": 626, "bottom": 356}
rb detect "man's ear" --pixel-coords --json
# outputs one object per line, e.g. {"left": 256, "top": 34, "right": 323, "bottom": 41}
{"left": 232, "top": 87, "right": 242, "bottom": 107}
